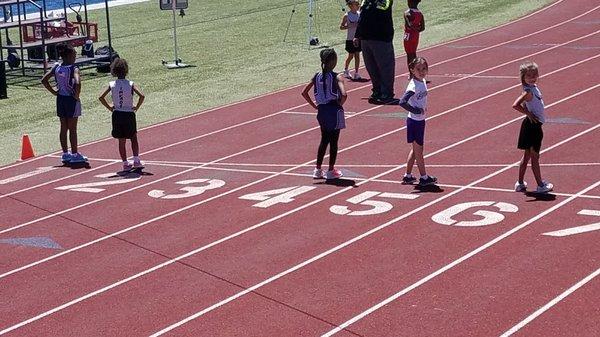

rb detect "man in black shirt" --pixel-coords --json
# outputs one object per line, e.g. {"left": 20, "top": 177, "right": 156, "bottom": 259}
{"left": 353, "top": 0, "right": 396, "bottom": 104}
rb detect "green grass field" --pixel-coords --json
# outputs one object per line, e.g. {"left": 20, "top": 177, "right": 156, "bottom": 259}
{"left": 0, "top": 0, "right": 553, "bottom": 165}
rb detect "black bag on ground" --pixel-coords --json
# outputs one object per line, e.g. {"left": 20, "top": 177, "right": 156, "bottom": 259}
{"left": 95, "top": 45, "right": 119, "bottom": 73}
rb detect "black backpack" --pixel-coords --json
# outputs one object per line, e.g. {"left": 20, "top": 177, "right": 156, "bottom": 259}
{"left": 95, "top": 45, "right": 120, "bottom": 73}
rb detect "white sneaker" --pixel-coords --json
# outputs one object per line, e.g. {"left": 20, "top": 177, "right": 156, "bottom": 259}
{"left": 343, "top": 70, "right": 351, "bottom": 79}
{"left": 133, "top": 159, "right": 144, "bottom": 168}
{"left": 514, "top": 181, "right": 527, "bottom": 192}
{"left": 312, "top": 168, "right": 324, "bottom": 179}
{"left": 536, "top": 181, "right": 553, "bottom": 194}
{"left": 353, "top": 72, "right": 362, "bottom": 80}
{"left": 326, "top": 169, "right": 343, "bottom": 180}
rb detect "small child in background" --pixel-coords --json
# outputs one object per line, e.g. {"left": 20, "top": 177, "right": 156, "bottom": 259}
{"left": 340, "top": 0, "right": 362, "bottom": 80}
{"left": 398, "top": 57, "right": 436, "bottom": 186}
{"left": 512, "top": 61, "right": 553, "bottom": 193}
{"left": 41, "top": 42, "right": 88, "bottom": 164}
{"left": 99, "top": 58, "right": 146, "bottom": 171}
{"left": 403, "top": 0, "right": 425, "bottom": 76}
{"left": 301, "top": 48, "right": 347, "bottom": 180}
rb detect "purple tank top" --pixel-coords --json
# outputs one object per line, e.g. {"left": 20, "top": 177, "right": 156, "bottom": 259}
{"left": 54, "top": 64, "right": 77, "bottom": 96}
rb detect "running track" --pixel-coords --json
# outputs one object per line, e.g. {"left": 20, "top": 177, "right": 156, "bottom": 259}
{"left": 1, "top": 0, "right": 599, "bottom": 335}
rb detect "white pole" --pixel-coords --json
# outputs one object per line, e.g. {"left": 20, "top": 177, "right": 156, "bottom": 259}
{"left": 307, "top": 0, "right": 314, "bottom": 44}
{"left": 171, "top": 0, "right": 179, "bottom": 65}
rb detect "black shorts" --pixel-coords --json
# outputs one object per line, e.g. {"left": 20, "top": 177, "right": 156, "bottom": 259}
{"left": 112, "top": 110, "right": 137, "bottom": 139}
{"left": 517, "top": 118, "right": 543, "bottom": 153}
{"left": 345, "top": 40, "right": 361, "bottom": 53}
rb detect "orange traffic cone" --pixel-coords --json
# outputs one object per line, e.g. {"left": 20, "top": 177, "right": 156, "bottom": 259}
{"left": 20, "top": 134, "right": 35, "bottom": 160}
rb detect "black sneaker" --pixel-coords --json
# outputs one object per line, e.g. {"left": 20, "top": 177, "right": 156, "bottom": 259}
{"left": 418, "top": 176, "right": 438, "bottom": 186}
{"left": 368, "top": 92, "right": 381, "bottom": 104}
{"left": 376, "top": 95, "right": 399, "bottom": 105}
{"left": 402, "top": 175, "right": 417, "bottom": 184}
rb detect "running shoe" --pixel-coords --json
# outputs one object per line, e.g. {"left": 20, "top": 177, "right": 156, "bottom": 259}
{"left": 402, "top": 175, "right": 417, "bottom": 184}
{"left": 514, "top": 181, "right": 527, "bottom": 192}
{"left": 60, "top": 152, "right": 72, "bottom": 164}
{"left": 133, "top": 159, "right": 144, "bottom": 168}
{"left": 343, "top": 70, "right": 352, "bottom": 79}
{"left": 313, "top": 168, "right": 324, "bottom": 179}
{"left": 326, "top": 169, "right": 343, "bottom": 180}
{"left": 70, "top": 153, "right": 88, "bottom": 163}
{"left": 418, "top": 175, "right": 437, "bottom": 186}
{"left": 353, "top": 72, "right": 362, "bottom": 80}
{"left": 536, "top": 181, "right": 553, "bottom": 194}
{"left": 123, "top": 162, "right": 133, "bottom": 171}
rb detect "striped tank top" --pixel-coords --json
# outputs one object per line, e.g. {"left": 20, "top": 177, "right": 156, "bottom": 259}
{"left": 313, "top": 72, "right": 340, "bottom": 106}
{"left": 54, "top": 64, "right": 77, "bottom": 97}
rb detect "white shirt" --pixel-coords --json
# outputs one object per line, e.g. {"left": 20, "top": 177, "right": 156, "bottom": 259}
{"left": 405, "top": 78, "right": 428, "bottom": 121}
{"left": 110, "top": 79, "right": 135, "bottom": 112}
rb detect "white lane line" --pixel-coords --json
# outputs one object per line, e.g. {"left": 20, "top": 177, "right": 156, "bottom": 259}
{"left": 0, "top": 0, "right": 571, "bottom": 173}
{"left": 152, "top": 125, "right": 600, "bottom": 337}
{"left": 500, "top": 267, "right": 600, "bottom": 336}
{"left": 0, "top": 167, "right": 58, "bottom": 185}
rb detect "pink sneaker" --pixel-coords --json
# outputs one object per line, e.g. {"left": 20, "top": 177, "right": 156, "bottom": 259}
{"left": 326, "top": 169, "right": 343, "bottom": 180}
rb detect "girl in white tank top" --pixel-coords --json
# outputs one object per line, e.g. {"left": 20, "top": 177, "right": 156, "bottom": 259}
{"left": 99, "top": 58, "right": 146, "bottom": 171}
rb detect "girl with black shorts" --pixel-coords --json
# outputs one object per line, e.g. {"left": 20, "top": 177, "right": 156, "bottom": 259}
{"left": 99, "top": 58, "right": 146, "bottom": 171}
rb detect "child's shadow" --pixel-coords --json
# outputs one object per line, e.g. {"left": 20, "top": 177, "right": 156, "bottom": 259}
{"left": 350, "top": 77, "right": 370, "bottom": 83}
{"left": 413, "top": 184, "right": 444, "bottom": 193}
{"left": 525, "top": 191, "right": 556, "bottom": 201}
{"left": 111, "top": 169, "right": 154, "bottom": 178}
{"left": 54, "top": 162, "right": 91, "bottom": 170}
{"left": 314, "top": 178, "right": 357, "bottom": 187}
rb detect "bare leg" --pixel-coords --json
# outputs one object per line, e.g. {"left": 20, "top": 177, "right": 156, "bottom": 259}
{"left": 529, "top": 148, "right": 543, "bottom": 186}
{"left": 518, "top": 150, "right": 531, "bottom": 183}
{"left": 406, "top": 148, "right": 415, "bottom": 175}
{"left": 344, "top": 53, "right": 354, "bottom": 72}
{"left": 354, "top": 52, "right": 361, "bottom": 73}
{"left": 59, "top": 118, "right": 68, "bottom": 152}
{"left": 118, "top": 139, "right": 127, "bottom": 161}
{"left": 413, "top": 142, "right": 426, "bottom": 176}
{"left": 67, "top": 117, "right": 78, "bottom": 154}
{"left": 130, "top": 134, "right": 140, "bottom": 157}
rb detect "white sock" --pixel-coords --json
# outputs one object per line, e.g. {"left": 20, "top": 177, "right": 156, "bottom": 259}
{"left": 133, "top": 156, "right": 140, "bottom": 162}
{"left": 404, "top": 173, "right": 412, "bottom": 178}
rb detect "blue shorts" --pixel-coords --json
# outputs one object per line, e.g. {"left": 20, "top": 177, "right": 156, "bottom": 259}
{"left": 56, "top": 95, "right": 82, "bottom": 118}
{"left": 406, "top": 117, "right": 425, "bottom": 145}
{"left": 317, "top": 102, "right": 345, "bottom": 131}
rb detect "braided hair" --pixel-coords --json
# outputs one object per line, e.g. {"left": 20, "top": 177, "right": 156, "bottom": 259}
{"left": 319, "top": 48, "right": 337, "bottom": 95}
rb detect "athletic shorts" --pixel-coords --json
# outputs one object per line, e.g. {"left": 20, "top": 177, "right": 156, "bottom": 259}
{"left": 112, "top": 110, "right": 137, "bottom": 139}
{"left": 345, "top": 40, "right": 361, "bottom": 53}
{"left": 517, "top": 118, "right": 543, "bottom": 153}
{"left": 56, "top": 95, "right": 82, "bottom": 118}
{"left": 317, "top": 102, "right": 346, "bottom": 131}
{"left": 403, "top": 32, "right": 420, "bottom": 54}
{"left": 406, "top": 117, "right": 425, "bottom": 145}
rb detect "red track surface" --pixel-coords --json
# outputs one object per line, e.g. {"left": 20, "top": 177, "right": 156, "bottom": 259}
{"left": 1, "top": 0, "right": 599, "bottom": 336}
